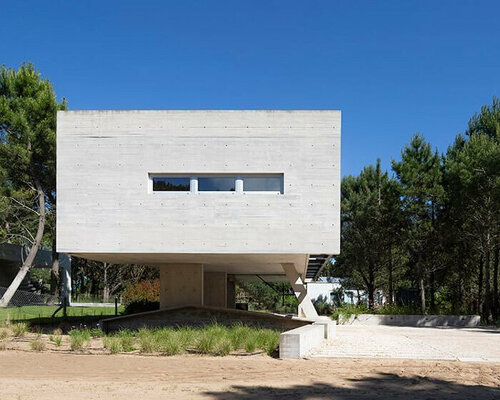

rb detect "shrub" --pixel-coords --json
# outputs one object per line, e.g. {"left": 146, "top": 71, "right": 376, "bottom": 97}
{"left": 90, "top": 328, "right": 105, "bottom": 338}
{"left": 118, "top": 332, "right": 135, "bottom": 352}
{"left": 69, "top": 330, "right": 89, "bottom": 351}
{"left": 228, "top": 324, "right": 248, "bottom": 351}
{"left": 158, "top": 331, "right": 181, "bottom": 356}
{"left": 104, "top": 337, "right": 122, "bottom": 354}
{"left": 122, "top": 279, "right": 160, "bottom": 314}
{"left": 30, "top": 337, "right": 46, "bottom": 352}
{"left": 52, "top": 335, "right": 62, "bottom": 347}
{"left": 11, "top": 322, "right": 28, "bottom": 337}
{"left": 0, "top": 328, "right": 9, "bottom": 340}
{"left": 262, "top": 330, "right": 280, "bottom": 356}
{"left": 196, "top": 330, "right": 216, "bottom": 354}
{"left": 244, "top": 335, "right": 257, "bottom": 353}
{"left": 138, "top": 328, "right": 157, "bottom": 353}
{"left": 213, "top": 337, "right": 232, "bottom": 356}
{"left": 176, "top": 327, "right": 196, "bottom": 351}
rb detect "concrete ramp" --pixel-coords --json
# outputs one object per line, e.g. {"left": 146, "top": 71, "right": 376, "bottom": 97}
{"left": 100, "top": 305, "right": 313, "bottom": 333}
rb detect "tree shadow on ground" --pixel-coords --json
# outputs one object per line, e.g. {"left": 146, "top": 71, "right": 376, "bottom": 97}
{"left": 203, "top": 372, "right": 499, "bottom": 400}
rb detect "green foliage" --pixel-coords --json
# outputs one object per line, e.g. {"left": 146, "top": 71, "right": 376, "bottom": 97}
{"left": 122, "top": 279, "right": 160, "bottom": 314}
{"left": 336, "top": 98, "right": 500, "bottom": 320}
{"left": 68, "top": 329, "right": 90, "bottom": 350}
{"left": 103, "top": 337, "right": 122, "bottom": 354}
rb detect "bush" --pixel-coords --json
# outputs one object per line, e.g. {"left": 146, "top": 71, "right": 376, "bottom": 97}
{"left": 30, "top": 337, "right": 46, "bottom": 352}
{"left": 104, "top": 337, "right": 122, "bottom": 354}
{"left": 122, "top": 279, "right": 160, "bottom": 314}
{"left": 69, "top": 329, "right": 90, "bottom": 351}
{"left": 90, "top": 328, "right": 105, "bottom": 338}
{"left": 213, "top": 337, "right": 232, "bottom": 356}
{"left": 196, "top": 330, "right": 216, "bottom": 354}
{"left": 157, "top": 330, "right": 181, "bottom": 356}
{"left": 118, "top": 331, "right": 135, "bottom": 352}
{"left": 11, "top": 322, "right": 29, "bottom": 337}
{"left": 49, "top": 329, "right": 62, "bottom": 347}
{"left": 138, "top": 328, "right": 157, "bottom": 353}
{"left": 0, "top": 328, "right": 9, "bottom": 340}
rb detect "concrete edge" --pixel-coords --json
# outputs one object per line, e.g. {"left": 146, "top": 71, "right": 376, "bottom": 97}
{"left": 338, "top": 314, "right": 481, "bottom": 327}
{"left": 279, "top": 324, "right": 325, "bottom": 359}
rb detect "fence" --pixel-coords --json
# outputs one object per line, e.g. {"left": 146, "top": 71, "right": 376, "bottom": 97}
{"left": 0, "top": 286, "right": 57, "bottom": 307}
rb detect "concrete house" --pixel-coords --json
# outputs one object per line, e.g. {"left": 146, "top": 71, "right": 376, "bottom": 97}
{"left": 57, "top": 110, "right": 341, "bottom": 320}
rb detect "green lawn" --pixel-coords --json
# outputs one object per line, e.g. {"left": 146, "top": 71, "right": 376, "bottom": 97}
{"left": 0, "top": 305, "right": 123, "bottom": 323}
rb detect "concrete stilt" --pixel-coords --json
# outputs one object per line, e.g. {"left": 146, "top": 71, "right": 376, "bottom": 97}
{"left": 281, "top": 263, "right": 318, "bottom": 319}
{"left": 159, "top": 264, "right": 204, "bottom": 309}
{"left": 203, "top": 271, "right": 227, "bottom": 308}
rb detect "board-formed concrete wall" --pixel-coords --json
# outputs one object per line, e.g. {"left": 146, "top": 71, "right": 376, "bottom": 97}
{"left": 57, "top": 111, "right": 341, "bottom": 258}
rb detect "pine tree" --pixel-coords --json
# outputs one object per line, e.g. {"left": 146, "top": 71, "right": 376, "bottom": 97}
{"left": 0, "top": 63, "right": 66, "bottom": 307}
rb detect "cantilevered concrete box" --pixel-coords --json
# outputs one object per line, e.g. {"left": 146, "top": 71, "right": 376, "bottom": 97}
{"left": 57, "top": 110, "right": 340, "bottom": 312}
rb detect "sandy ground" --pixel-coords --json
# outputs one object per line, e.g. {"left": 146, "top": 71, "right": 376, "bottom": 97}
{"left": 0, "top": 351, "right": 499, "bottom": 400}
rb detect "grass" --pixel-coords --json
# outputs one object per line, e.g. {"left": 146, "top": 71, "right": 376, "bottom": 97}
{"left": 11, "top": 322, "right": 29, "bottom": 337}
{"left": 0, "top": 305, "right": 123, "bottom": 324}
{"left": 103, "top": 336, "right": 122, "bottom": 354}
{"left": 0, "top": 328, "right": 9, "bottom": 340}
{"left": 68, "top": 329, "right": 91, "bottom": 351}
{"left": 30, "top": 336, "right": 46, "bottom": 351}
{"left": 0, "top": 322, "right": 282, "bottom": 357}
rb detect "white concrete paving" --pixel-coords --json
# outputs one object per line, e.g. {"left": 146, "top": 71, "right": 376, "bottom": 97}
{"left": 311, "top": 325, "right": 500, "bottom": 362}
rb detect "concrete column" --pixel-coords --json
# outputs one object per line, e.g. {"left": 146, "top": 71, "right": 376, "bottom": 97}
{"left": 159, "top": 263, "right": 204, "bottom": 309}
{"left": 282, "top": 263, "right": 318, "bottom": 319}
{"left": 226, "top": 274, "right": 236, "bottom": 309}
{"left": 60, "top": 256, "right": 72, "bottom": 306}
{"left": 203, "top": 271, "right": 227, "bottom": 308}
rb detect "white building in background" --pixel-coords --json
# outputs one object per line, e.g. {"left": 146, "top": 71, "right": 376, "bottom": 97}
{"left": 57, "top": 110, "right": 341, "bottom": 318}
{"left": 306, "top": 277, "right": 367, "bottom": 305}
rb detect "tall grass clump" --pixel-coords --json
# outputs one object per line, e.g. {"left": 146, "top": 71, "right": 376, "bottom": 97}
{"left": 155, "top": 328, "right": 182, "bottom": 356}
{"left": 30, "top": 336, "right": 46, "bottom": 352}
{"left": 137, "top": 328, "right": 157, "bottom": 353}
{"left": 0, "top": 328, "right": 9, "bottom": 340}
{"left": 176, "top": 326, "right": 196, "bottom": 351}
{"left": 103, "top": 336, "right": 122, "bottom": 354}
{"left": 195, "top": 327, "right": 217, "bottom": 354}
{"left": 90, "top": 328, "right": 105, "bottom": 338}
{"left": 69, "top": 329, "right": 90, "bottom": 351}
{"left": 228, "top": 323, "right": 248, "bottom": 351}
{"left": 11, "top": 322, "right": 29, "bottom": 337}
{"left": 117, "top": 330, "right": 136, "bottom": 352}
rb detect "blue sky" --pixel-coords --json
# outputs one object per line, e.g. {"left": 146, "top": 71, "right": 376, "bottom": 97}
{"left": 2, "top": 0, "right": 499, "bottom": 177}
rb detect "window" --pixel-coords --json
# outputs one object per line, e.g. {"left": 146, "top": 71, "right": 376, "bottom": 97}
{"left": 198, "top": 177, "right": 235, "bottom": 192}
{"left": 152, "top": 177, "right": 190, "bottom": 191}
{"left": 150, "top": 174, "right": 284, "bottom": 194}
{"left": 243, "top": 176, "right": 283, "bottom": 193}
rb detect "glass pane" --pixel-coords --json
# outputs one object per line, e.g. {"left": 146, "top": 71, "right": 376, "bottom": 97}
{"left": 243, "top": 176, "right": 282, "bottom": 193}
{"left": 198, "top": 177, "right": 235, "bottom": 191}
{"left": 152, "top": 177, "right": 190, "bottom": 191}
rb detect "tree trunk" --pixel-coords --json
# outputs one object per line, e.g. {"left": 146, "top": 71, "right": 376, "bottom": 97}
{"left": 102, "top": 263, "right": 110, "bottom": 303}
{"left": 387, "top": 246, "right": 393, "bottom": 305}
{"left": 484, "top": 240, "right": 492, "bottom": 322}
{"left": 493, "top": 246, "right": 499, "bottom": 318}
{"left": 478, "top": 255, "right": 483, "bottom": 315}
{"left": 430, "top": 271, "right": 436, "bottom": 312}
{"left": 50, "top": 234, "right": 59, "bottom": 296}
{"left": 0, "top": 181, "right": 46, "bottom": 307}
{"left": 417, "top": 253, "right": 426, "bottom": 314}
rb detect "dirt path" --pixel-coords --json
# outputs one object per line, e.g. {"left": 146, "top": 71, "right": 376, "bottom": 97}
{"left": 1, "top": 351, "right": 499, "bottom": 399}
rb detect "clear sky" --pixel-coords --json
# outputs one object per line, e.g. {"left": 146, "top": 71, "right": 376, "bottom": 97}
{"left": 2, "top": 0, "right": 499, "bottom": 177}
